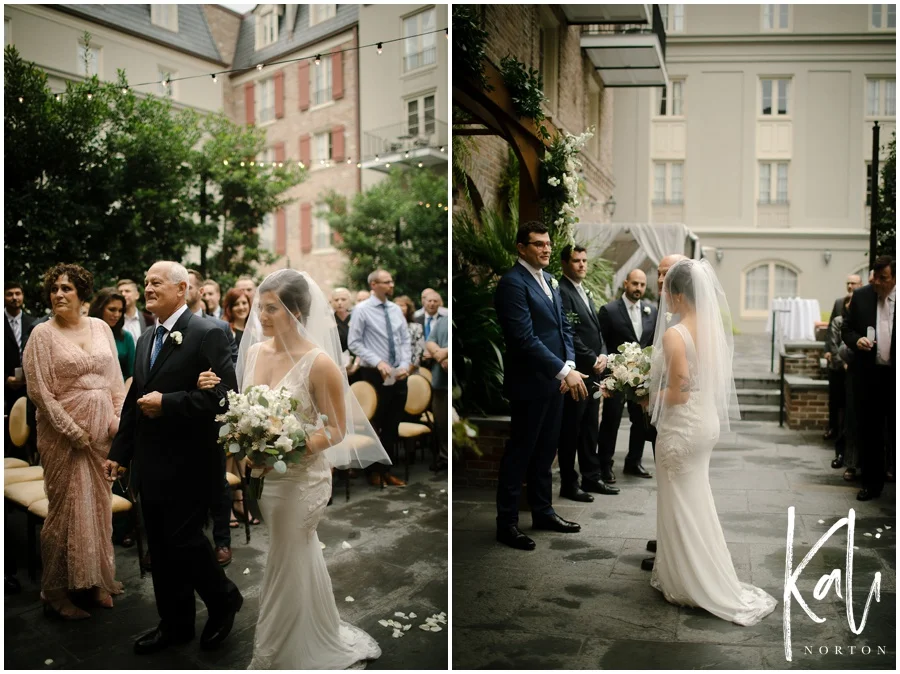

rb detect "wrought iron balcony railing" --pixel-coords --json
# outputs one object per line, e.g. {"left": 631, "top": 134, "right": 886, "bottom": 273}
{"left": 580, "top": 3, "right": 666, "bottom": 60}
{"left": 362, "top": 119, "right": 448, "bottom": 161}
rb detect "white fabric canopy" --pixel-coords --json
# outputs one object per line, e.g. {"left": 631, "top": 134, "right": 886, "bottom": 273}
{"left": 765, "top": 297, "right": 822, "bottom": 342}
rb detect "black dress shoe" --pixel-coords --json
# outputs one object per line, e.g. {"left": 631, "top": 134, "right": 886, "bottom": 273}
{"left": 581, "top": 478, "right": 620, "bottom": 495}
{"left": 600, "top": 468, "right": 616, "bottom": 484}
{"left": 134, "top": 627, "right": 194, "bottom": 655}
{"left": 532, "top": 513, "right": 581, "bottom": 533}
{"left": 641, "top": 557, "right": 655, "bottom": 571}
{"left": 200, "top": 591, "right": 244, "bottom": 651}
{"left": 646, "top": 540, "right": 657, "bottom": 553}
{"left": 831, "top": 455, "right": 844, "bottom": 469}
{"left": 496, "top": 525, "right": 536, "bottom": 551}
{"left": 560, "top": 485, "right": 594, "bottom": 502}
{"left": 623, "top": 463, "right": 653, "bottom": 478}
{"left": 856, "top": 489, "right": 882, "bottom": 502}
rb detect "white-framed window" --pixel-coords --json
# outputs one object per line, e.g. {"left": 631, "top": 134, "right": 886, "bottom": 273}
{"left": 743, "top": 262, "right": 799, "bottom": 313}
{"left": 311, "top": 56, "right": 333, "bottom": 106}
{"left": 314, "top": 132, "right": 332, "bottom": 166}
{"left": 762, "top": 4, "right": 790, "bottom": 31}
{"left": 865, "top": 161, "right": 886, "bottom": 207}
{"left": 760, "top": 78, "right": 790, "bottom": 116}
{"left": 77, "top": 43, "right": 100, "bottom": 77}
{"left": 150, "top": 4, "right": 178, "bottom": 32}
{"left": 5, "top": 17, "right": 11, "bottom": 48}
{"left": 310, "top": 4, "right": 336, "bottom": 26}
{"left": 656, "top": 79, "right": 684, "bottom": 116}
{"left": 158, "top": 68, "right": 176, "bottom": 97}
{"left": 402, "top": 7, "right": 437, "bottom": 73}
{"left": 870, "top": 4, "right": 896, "bottom": 30}
{"left": 256, "top": 77, "right": 275, "bottom": 123}
{"left": 652, "top": 161, "right": 684, "bottom": 205}
{"left": 666, "top": 4, "right": 684, "bottom": 33}
{"left": 255, "top": 7, "right": 278, "bottom": 50}
{"left": 313, "top": 203, "right": 332, "bottom": 250}
{"left": 865, "top": 77, "right": 896, "bottom": 117}
{"left": 758, "top": 161, "right": 789, "bottom": 204}
{"left": 259, "top": 212, "right": 275, "bottom": 252}
{"left": 538, "top": 6, "right": 559, "bottom": 114}
{"left": 407, "top": 94, "right": 436, "bottom": 138}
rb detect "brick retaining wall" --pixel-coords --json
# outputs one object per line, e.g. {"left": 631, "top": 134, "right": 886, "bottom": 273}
{"left": 783, "top": 341, "right": 827, "bottom": 379}
{"left": 454, "top": 416, "right": 510, "bottom": 489}
{"left": 784, "top": 375, "right": 830, "bottom": 430}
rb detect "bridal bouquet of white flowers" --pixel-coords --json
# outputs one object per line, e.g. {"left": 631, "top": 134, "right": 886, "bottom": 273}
{"left": 216, "top": 385, "right": 326, "bottom": 497}
{"left": 595, "top": 342, "right": 653, "bottom": 404}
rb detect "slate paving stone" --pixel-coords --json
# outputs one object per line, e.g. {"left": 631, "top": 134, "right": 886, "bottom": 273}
{"left": 5, "top": 464, "right": 447, "bottom": 670}
{"left": 453, "top": 361, "right": 896, "bottom": 671}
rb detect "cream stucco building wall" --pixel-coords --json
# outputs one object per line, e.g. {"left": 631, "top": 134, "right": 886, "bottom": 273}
{"left": 611, "top": 3, "right": 895, "bottom": 332}
{"left": 5, "top": 4, "right": 225, "bottom": 113}
{"left": 358, "top": 4, "right": 448, "bottom": 189}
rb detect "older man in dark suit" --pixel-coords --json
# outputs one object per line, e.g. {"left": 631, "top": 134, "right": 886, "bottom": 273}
{"left": 494, "top": 222, "right": 589, "bottom": 551}
{"left": 842, "top": 256, "right": 895, "bottom": 501}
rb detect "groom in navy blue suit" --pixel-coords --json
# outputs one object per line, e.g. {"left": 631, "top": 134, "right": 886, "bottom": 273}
{"left": 494, "top": 222, "right": 590, "bottom": 551}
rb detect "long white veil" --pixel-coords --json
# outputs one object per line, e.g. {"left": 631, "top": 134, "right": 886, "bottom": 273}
{"left": 648, "top": 259, "right": 740, "bottom": 433}
{"left": 235, "top": 269, "right": 391, "bottom": 470}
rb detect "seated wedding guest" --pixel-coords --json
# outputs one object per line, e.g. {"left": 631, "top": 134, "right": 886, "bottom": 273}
{"left": 413, "top": 288, "right": 449, "bottom": 319}
{"left": 23, "top": 263, "right": 125, "bottom": 619}
{"left": 89, "top": 287, "right": 135, "bottom": 382}
{"left": 425, "top": 316, "right": 449, "bottom": 471}
{"left": 824, "top": 294, "right": 852, "bottom": 471}
{"left": 222, "top": 288, "right": 250, "bottom": 349}
{"left": 394, "top": 295, "right": 425, "bottom": 370}
{"left": 202, "top": 279, "right": 223, "bottom": 319}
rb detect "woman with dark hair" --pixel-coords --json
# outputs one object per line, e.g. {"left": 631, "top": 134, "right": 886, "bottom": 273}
{"left": 89, "top": 287, "right": 135, "bottom": 382}
{"left": 393, "top": 295, "right": 424, "bottom": 369}
{"left": 222, "top": 287, "right": 251, "bottom": 348}
{"left": 23, "top": 264, "right": 125, "bottom": 619}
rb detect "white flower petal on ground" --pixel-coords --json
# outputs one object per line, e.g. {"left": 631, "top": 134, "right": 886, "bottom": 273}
{"left": 418, "top": 624, "right": 431, "bottom": 631}
{"left": 419, "top": 493, "right": 427, "bottom": 498}
{"left": 440, "top": 489, "right": 446, "bottom": 493}
{"left": 875, "top": 533, "right": 881, "bottom": 539}
{"left": 818, "top": 520, "right": 825, "bottom": 524}
{"left": 341, "top": 541, "right": 352, "bottom": 549}
{"left": 345, "top": 596, "right": 354, "bottom": 602}
{"left": 864, "top": 532, "right": 873, "bottom": 537}
{"left": 408, "top": 612, "right": 417, "bottom": 618}
{"left": 430, "top": 626, "right": 442, "bottom": 632}
{"left": 403, "top": 624, "right": 411, "bottom": 631}
{"left": 243, "top": 567, "right": 250, "bottom": 575}
{"left": 402, "top": 510, "right": 409, "bottom": 515}
{"left": 378, "top": 619, "right": 389, "bottom": 627}
{"left": 392, "top": 629, "right": 403, "bottom": 639}
{"left": 394, "top": 612, "right": 407, "bottom": 618}
{"left": 877, "top": 527, "right": 883, "bottom": 532}
{"left": 45, "top": 660, "right": 53, "bottom": 666}
{"left": 320, "top": 542, "right": 326, "bottom": 549}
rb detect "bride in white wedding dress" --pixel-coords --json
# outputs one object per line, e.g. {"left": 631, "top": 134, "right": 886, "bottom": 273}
{"left": 200, "top": 270, "right": 389, "bottom": 669}
{"left": 647, "top": 259, "right": 776, "bottom": 626}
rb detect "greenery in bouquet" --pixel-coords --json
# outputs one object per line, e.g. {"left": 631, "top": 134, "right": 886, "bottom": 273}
{"left": 596, "top": 342, "right": 653, "bottom": 405}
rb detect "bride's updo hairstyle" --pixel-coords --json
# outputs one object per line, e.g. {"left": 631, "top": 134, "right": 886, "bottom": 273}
{"left": 665, "top": 261, "right": 696, "bottom": 307}
{"left": 259, "top": 271, "right": 312, "bottom": 325}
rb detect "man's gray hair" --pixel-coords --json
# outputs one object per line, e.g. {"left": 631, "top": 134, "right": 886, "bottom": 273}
{"left": 158, "top": 261, "right": 188, "bottom": 286}
{"left": 367, "top": 269, "right": 389, "bottom": 285}
{"left": 332, "top": 286, "right": 350, "bottom": 296}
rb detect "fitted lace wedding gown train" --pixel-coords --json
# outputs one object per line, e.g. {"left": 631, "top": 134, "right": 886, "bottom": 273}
{"left": 247, "top": 347, "right": 381, "bottom": 669}
{"left": 651, "top": 324, "right": 777, "bottom": 626}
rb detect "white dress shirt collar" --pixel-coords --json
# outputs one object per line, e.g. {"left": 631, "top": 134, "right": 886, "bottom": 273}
{"left": 5, "top": 308, "right": 21, "bottom": 324}
{"left": 622, "top": 293, "right": 640, "bottom": 311}
{"left": 156, "top": 303, "right": 190, "bottom": 333}
{"left": 518, "top": 257, "right": 545, "bottom": 278}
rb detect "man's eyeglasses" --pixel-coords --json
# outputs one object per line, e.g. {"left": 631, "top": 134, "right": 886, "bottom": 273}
{"left": 527, "top": 241, "right": 552, "bottom": 250}
{"left": 374, "top": 280, "right": 393, "bottom": 285}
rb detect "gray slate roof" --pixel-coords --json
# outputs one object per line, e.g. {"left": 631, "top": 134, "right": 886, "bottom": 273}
{"left": 232, "top": 5, "right": 358, "bottom": 71}
{"left": 53, "top": 4, "right": 224, "bottom": 65}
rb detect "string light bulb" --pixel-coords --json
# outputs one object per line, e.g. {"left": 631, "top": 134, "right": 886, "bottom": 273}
{"left": 256, "top": 63, "right": 264, "bottom": 71}
{"left": 445, "top": 27, "right": 448, "bottom": 38}
{"left": 258, "top": 162, "right": 265, "bottom": 167}
{"left": 212, "top": 74, "right": 218, "bottom": 83}
{"left": 240, "top": 161, "right": 245, "bottom": 167}
{"left": 314, "top": 54, "right": 321, "bottom": 66}
{"left": 377, "top": 42, "right": 383, "bottom": 54}
{"left": 121, "top": 86, "right": 128, "bottom": 94}
{"left": 425, "top": 203, "right": 431, "bottom": 208}
{"left": 55, "top": 94, "right": 61, "bottom": 102}
{"left": 418, "top": 162, "right": 424, "bottom": 168}
{"left": 86, "top": 92, "right": 93, "bottom": 100}
{"left": 439, "top": 146, "right": 445, "bottom": 152}
{"left": 385, "top": 163, "right": 391, "bottom": 168}
{"left": 278, "top": 162, "right": 283, "bottom": 168}
{"left": 404, "top": 151, "right": 409, "bottom": 158}
{"left": 223, "top": 159, "right": 229, "bottom": 166}
{"left": 375, "top": 154, "right": 379, "bottom": 162}
{"left": 356, "top": 162, "right": 362, "bottom": 168}
{"left": 17, "top": 96, "right": 23, "bottom": 103}
{"left": 346, "top": 158, "right": 352, "bottom": 164}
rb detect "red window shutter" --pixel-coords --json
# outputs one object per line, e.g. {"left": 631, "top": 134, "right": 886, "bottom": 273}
{"left": 332, "top": 50, "right": 343, "bottom": 100}
{"left": 244, "top": 82, "right": 255, "bottom": 125}
{"left": 274, "top": 142, "right": 285, "bottom": 164}
{"left": 299, "top": 135, "right": 311, "bottom": 167}
{"left": 298, "top": 61, "right": 310, "bottom": 111}
{"left": 275, "top": 209, "right": 287, "bottom": 256}
{"left": 274, "top": 70, "right": 284, "bottom": 119}
{"left": 300, "top": 203, "right": 313, "bottom": 253}
{"left": 331, "top": 126, "right": 345, "bottom": 163}
{"left": 332, "top": 230, "right": 343, "bottom": 245}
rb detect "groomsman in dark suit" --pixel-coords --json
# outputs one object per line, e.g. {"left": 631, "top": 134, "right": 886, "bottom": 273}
{"left": 842, "top": 255, "right": 895, "bottom": 501}
{"left": 556, "top": 246, "right": 618, "bottom": 502}
{"left": 597, "top": 269, "right": 658, "bottom": 481}
{"left": 494, "top": 222, "right": 589, "bottom": 551}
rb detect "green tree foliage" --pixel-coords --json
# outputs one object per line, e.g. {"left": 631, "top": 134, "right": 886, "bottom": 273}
{"left": 4, "top": 45, "right": 303, "bottom": 312}
{"left": 322, "top": 168, "right": 448, "bottom": 298}
{"left": 877, "top": 135, "right": 896, "bottom": 258}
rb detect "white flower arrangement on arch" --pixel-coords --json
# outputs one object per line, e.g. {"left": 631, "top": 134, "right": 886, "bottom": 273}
{"left": 542, "top": 126, "right": 595, "bottom": 239}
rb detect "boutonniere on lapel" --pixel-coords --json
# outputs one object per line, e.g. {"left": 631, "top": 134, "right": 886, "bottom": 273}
{"left": 170, "top": 331, "right": 184, "bottom": 345}
{"left": 549, "top": 277, "right": 559, "bottom": 291}
{"left": 585, "top": 287, "right": 595, "bottom": 300}
{"left": 643, "top": 306, "right": 651, "bottom": 315}
{"left": 564, "top": 310, "right": 581, "bottom": 326}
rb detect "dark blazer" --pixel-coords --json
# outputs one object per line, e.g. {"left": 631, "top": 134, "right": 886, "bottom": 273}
{"left": 495, "top": 262, "right": 576, "bottom": 401}
{"left": 842, "top": 285, "right": 895, "bottom": 378}
{"left": 4, "top": 311, "right": 36, "bottom": 408}
{"left": 202, "top": 311, "right": 239, "bottom": 364}
{"left": 597, "top": 296, "right": 657, "bottom": 353}
{"left": 558, "top": 276, "right": 607, "bottom": 375}
{"left": 109, "top": 309, "right": 237, "bottom": 505}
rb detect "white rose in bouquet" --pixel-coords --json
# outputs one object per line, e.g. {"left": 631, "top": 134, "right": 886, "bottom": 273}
{"left": 594, "top": 341, "right": 653, "bottom": 403}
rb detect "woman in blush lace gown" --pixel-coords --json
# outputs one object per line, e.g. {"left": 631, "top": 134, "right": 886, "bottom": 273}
{"left": 198, "top": 270, "right": 390, "bottom": 669}
{"left": 23, "top": 264, "right": 125, "bottom": 620}
{"left": 646, "top": 260, "right": 776, "bottom": 627}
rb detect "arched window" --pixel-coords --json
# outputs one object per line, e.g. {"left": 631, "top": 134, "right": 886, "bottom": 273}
{"left": 742, "top": 262, "right": 799, "bottom": 316}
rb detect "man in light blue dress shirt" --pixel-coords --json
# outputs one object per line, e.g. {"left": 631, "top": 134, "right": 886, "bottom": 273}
{"left": 348, "top": 269, "right": 411, "bottom": 487}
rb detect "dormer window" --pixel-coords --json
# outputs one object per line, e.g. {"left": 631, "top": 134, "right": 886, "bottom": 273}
{"left": 256, "top": 5, "right": 279, "bottom": 51}
{"left": 310, "top": 5, "right": 336, "bottom": 27}
{"left": 150, "top": 5, "right": 178, "bottom": 32}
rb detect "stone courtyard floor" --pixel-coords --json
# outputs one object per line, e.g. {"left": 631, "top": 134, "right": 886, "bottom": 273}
{"left": 452, "top": 418, "right": 896, "bottom": 670}
{"left": 5, "top": 464, "right": 448, "bottom": 670}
